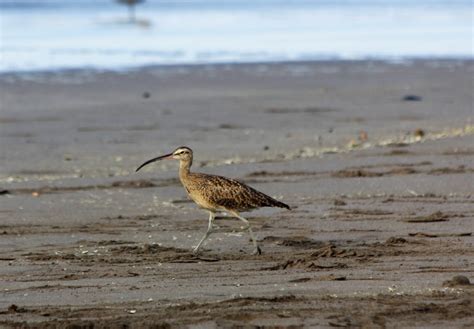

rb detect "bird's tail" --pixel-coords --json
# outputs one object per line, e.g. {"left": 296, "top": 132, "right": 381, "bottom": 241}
{"left": 270, "top": 199, "right": 291, "bottom": 210}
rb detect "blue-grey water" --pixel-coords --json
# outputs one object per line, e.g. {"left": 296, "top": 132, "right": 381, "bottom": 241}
{"left": 0, "top": 0, "right": 472, "bottom": 72}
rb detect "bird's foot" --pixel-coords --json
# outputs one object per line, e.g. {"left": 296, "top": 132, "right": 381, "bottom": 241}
{"left": 252, "top": 246, "right": 262, "bottom": 255}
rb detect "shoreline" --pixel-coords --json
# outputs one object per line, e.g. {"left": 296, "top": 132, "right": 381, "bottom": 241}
{"left": 1, "top": 56, "right": 472, "bottom": 77}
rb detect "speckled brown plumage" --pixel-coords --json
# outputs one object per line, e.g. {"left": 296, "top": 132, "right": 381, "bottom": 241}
{"left": 181, "top": 172, "right": 290, "bottom": 212}
{"left": 136, "top": 146, "right": 290, "bottom": 255}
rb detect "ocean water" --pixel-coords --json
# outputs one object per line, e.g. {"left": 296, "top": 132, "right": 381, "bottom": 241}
{"left": 0, "top": 0, "right": 472, "bottom": 72}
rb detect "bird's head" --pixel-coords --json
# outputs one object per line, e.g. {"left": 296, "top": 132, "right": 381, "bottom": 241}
{"left": 136, "top": 146, "right": 193, "bottom": 172}
{"left": 170, "top": 146, "right": 193, "bottom": 161}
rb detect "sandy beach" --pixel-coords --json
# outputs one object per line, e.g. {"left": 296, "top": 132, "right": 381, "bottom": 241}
{"left": 0, "top": 59, "right": 473, "bottom": 328}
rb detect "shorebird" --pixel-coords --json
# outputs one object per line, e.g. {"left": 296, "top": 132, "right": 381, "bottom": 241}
{"left": 136, "top": 146, "right": 290, "bottom": 255}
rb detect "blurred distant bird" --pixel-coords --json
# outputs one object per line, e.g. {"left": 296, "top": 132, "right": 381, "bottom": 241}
{"left": 136, "top": 146, "right": 290, "bottom": 255}
{"left": 116, "top": 0, "right": 145, "bottom": 23}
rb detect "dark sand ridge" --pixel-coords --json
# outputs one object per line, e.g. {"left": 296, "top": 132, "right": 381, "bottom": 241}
{"left": 0, "top": 60, "right": 473, "bottom": 328}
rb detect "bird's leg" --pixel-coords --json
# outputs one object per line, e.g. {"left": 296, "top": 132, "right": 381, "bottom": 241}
{"left": 211, "top": 216, "right": 221, "bottom": 231}
{"left": 193, "top": 211, "right": 215, "bottom": 254}
{"left": 230, "top": 211, "right": 262, "bottom": 255}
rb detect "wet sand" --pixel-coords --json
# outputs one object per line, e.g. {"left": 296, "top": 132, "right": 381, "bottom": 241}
{"left": 0, "top": 60, "right": 473, "bottom": 328}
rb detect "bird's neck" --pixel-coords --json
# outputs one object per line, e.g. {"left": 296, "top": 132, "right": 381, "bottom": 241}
{"left": 179, "top": 159, "right": 192, "bottom": 180}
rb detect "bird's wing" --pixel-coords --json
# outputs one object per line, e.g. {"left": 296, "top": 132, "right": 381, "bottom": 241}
{"left": 191, "top": 173, "right": 287, "bottom": 211}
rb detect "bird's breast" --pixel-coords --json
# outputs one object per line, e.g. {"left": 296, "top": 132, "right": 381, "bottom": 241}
{"left": 188, "top": 189, "right": 218, "bottom": 211}
{"left": 181, "top": 182, "right": 218, "bottom": 211}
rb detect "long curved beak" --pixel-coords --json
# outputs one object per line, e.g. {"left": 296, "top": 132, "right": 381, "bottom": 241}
{"left": 136, "top": 153, "right": 173, "bottom": 172}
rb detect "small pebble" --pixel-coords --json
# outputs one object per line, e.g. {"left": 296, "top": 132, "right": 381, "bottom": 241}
{"left": 443, "top": 275, "right": 471, "bottom": 287}
{"left": 334, "top": 199, "right": 346, "bottom": 206}
{"left": 402, "top": 94, "right": 422, "bottom": 101}
{"left": 8, "top": 304, "right": 18, "bottom": 313}
{"left": 413, "top": 128, "right": 425, "bottom": 138}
